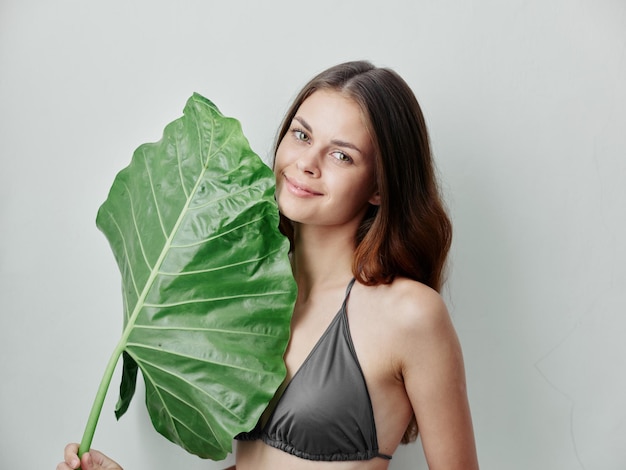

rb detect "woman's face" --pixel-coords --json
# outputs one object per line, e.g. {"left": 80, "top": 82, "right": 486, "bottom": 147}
{"left": 274, "top": 90, "right": 379, "bottom": 230}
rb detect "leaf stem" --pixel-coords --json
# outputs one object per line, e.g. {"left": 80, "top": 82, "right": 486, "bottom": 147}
{"left": 78, "top": 339, "right": 126, "bottom": 458}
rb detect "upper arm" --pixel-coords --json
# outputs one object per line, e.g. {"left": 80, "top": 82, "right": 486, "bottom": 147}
{"left": 398, "top": 288, "right": 479, "bottom": 469}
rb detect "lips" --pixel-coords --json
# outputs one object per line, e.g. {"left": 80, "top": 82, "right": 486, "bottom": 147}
{"left": 283, "top": 175, "right": 323, "bottom": 197}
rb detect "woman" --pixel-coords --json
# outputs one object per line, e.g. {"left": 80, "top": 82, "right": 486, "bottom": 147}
{"left": 58, "top": 61, "right": 479, "bottom": 470}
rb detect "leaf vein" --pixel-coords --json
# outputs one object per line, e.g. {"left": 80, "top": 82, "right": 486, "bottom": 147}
{"left": 128, "top": 351, "right": 182, "bottom": 443}
{"left": 158, "top": 251, "right": 280, "bottom": 276}
{"left": 142, "top": 147, "right": 168, "bottom": 239}
{"left": 105, "top": 210, "right": 140, "bottom": 299}
{"left": 169, "top": 414, "right": 220, "bottom": 448}
{"left": 187, "top": 178, "right": 268, "bottom": 213}
{"left": 131, "top": 325, "right": 280, "bottom": 338}
{"left": 175, "top": 136, "right": 190, "bottom": 199}
{"left": 121, "top": 181, "right": 153, "bottom": 271}
{"left": 201, "top": 110, "right": 239, "bottom": 170}
{"left": 142, "top": 290, "right": 290, "bottom": 308}
{"left": 132, "top": 352, "right": 243, "bottom": 420}
{"left": 128, "top": 342, "right": 270, "bottom": 376}
{"left": 170, "top": 216, "right": 266, "bottom": 249}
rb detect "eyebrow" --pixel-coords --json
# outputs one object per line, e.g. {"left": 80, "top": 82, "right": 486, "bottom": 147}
{"left": 293, "top": 116, "right": 364, "bottom": 155}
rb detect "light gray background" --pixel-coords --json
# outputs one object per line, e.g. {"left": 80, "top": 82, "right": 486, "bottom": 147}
{"left": 1, "top": 1, "right": 625, "bottom": 469}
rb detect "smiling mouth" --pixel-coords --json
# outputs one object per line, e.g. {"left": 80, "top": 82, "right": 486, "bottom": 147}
{"left": 284, "top": 175, "right": 323, "bottom": 196}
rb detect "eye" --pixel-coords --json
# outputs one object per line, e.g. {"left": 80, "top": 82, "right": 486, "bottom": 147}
{"left": 331, "top": 151, "right": 352, "bottom": 163}
{"left": 292, "top": 128, "right": 310, "bottom": 142}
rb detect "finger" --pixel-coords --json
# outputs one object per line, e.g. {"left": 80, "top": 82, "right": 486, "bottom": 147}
{"left": 63, "top": 443, "right": 81, "bottom": 469}
{"left": 82, "top": 451, "right": 109, "bottom": 470}
{"left": 84, "top": 450, "right": 105, "bottom": 468}
{"left": 81, "top": 452, "right": 94, "bottom": 470}
{"left": 88, "top": 449, "right": 123, "bottom": 470}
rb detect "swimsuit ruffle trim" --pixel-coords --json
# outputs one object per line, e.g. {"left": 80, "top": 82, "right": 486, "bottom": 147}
{"left": 259, "top": 434, "right": 392, "bottom": 461}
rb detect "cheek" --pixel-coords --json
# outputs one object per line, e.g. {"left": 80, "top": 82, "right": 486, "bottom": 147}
{"left": 273, "top": 142, "right": 297, "bottom": 186}
{"left": 273, "top": 137, "right": 290, "bottom": 166}
{"left": 273, "top": 152, "right": 286, "bottom": 196}
{"left": 272, "top": 150, "right": 285, "bottom": 180}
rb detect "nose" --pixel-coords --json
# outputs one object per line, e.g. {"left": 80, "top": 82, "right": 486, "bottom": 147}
{"left": 296, "top": 148, "right": 321, "bottom": 177}
{"left": 296, "top": 148, "right": 320, "bottom": 178}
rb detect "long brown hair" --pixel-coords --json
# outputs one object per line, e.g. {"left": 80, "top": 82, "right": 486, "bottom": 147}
{"left": 275, "top": 61, "right": 453, "bottom": 442}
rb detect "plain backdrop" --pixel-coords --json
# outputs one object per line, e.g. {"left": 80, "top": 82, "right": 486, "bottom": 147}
{"left": 1, "top": 1, "right": 625, "bottom": 469}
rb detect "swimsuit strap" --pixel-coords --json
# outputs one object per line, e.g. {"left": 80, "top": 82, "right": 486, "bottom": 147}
{"left": 344, "top": 278, "right": 356, "bottom": 297}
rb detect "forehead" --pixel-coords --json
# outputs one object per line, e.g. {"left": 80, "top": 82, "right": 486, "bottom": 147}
{"left": 295, "top": 90, "right": 373, "bottom": 147}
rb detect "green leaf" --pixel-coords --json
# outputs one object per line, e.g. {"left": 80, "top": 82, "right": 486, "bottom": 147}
{"left": 79, "top": 93, "right": 296, "bottom": 460}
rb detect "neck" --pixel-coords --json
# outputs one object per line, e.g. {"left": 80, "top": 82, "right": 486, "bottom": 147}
{"left": 291, "top": 223, "right": 356, "bottom": 300}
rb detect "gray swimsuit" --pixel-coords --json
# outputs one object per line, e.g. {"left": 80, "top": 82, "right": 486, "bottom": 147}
{"left": 236, "top": 279, "right": 392, "bottom": 461}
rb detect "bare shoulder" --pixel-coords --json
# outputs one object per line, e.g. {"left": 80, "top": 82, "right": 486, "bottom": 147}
{"left": 357, "top": 277, "right": 460, "bottom": 369}
{"left": 356, "top": 280, "right": 478, "bottom": 469}
{"left": 371, "top": 277, "right": 451, "bottom": 333}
